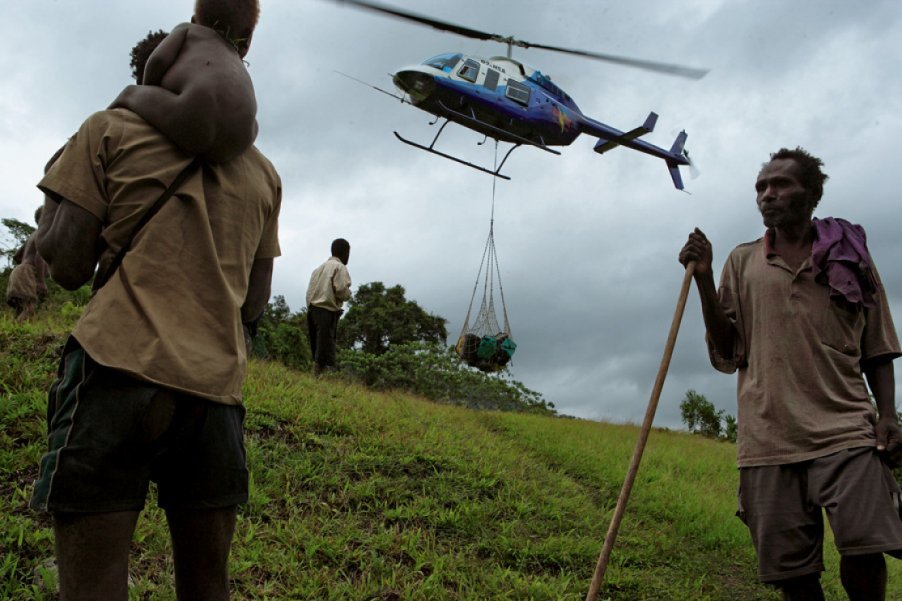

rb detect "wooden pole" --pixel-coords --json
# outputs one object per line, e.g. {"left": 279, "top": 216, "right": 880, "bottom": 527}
{"left": 585, "top": 262, "right": 696, "bottom": 601}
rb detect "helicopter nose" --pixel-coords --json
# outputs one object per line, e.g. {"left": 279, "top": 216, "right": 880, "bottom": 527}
{"left": 393, "top": 68, "right": 436, "bottom": 99}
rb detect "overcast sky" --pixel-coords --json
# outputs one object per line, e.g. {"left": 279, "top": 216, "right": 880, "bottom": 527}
{"left": 2, "top": 1, "right": 901, "bottom": 428}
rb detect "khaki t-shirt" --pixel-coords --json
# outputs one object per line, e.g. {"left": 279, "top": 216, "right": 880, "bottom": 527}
{"left": 709, "top": 235, "right": 901, "bottom": 467}
{"left": 39, "top": 109, "right": 281, "bottom": 404}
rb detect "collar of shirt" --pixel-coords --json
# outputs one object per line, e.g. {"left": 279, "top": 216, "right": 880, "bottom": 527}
{"left": 762, "top": 223, "right": 815, "bottom": 257}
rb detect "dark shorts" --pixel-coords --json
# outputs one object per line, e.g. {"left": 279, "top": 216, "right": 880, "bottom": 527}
{"left": 738, "top": 447, "right": 902, "bottom": 584}
{"left": 30, "top": 337, "right": 248, "bottom": 513}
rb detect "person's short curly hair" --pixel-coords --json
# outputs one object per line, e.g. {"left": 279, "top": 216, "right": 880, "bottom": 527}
{"left": 331, "top": 238, "right": 351, "bottom": 263}
{"left": 194, "top": 0, "right": 260, "bottom": 49}
{"left": 768, "top": 146, "right": 829, "bottom": 206}
{"left": 130, "top": 29, "right": 169, "bottom": 83}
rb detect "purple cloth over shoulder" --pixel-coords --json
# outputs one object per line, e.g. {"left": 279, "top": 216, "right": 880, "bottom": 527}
{"left": 811, "top": 217, "right": 877, "bottom": 308}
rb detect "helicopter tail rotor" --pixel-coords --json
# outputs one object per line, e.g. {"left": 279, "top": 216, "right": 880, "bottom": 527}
{"left": 674, "top": 133, "right": 700, "bottom": 180}
{"left": 686, "top": 149, "right": 701, "bottom": 180}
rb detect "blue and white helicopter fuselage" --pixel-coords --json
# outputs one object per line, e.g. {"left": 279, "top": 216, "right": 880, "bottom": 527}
{"left": 394, "top": 53, "right": 583, "bottom": 146}
{"left": 391, "top": 52, "right": 691, "bottom": 189}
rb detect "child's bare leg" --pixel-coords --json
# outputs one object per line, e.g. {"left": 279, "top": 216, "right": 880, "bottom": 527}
{"left": 111, "top": 85, "right": 215, "bottom": 155}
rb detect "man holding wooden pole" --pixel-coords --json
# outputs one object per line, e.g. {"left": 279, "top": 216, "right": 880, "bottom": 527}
{"left": 679, "top": 147, "right": 902, "bottom": 600}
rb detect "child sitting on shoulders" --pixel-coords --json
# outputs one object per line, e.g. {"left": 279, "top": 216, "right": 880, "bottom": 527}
{"left": 111, "top": 0, "right": 260, "bottom": 163}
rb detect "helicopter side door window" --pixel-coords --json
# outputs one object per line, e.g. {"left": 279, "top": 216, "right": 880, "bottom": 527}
{"left": 483, "top": 68, "right": 500, "bottom": 91}
{"left": 505, "top": 80, "right": 531, "bottom": 106}
{"left": 458, "top": 59, "right": 481, "bottom": 83}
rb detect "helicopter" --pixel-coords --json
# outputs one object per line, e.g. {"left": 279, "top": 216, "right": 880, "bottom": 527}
{"left": 330, "top": 0, "right": 708, "bottom": 189}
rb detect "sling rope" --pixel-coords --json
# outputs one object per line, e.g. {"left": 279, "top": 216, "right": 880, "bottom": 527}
{"left": 456, "top": 141, "right": 516, "bottom": 372}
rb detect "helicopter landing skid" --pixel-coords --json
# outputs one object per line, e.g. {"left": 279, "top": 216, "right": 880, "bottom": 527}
{"left": 394, "top": 119, "right": 520, "bottom": 180}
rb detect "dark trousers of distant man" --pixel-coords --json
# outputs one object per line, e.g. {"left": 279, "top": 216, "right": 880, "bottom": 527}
{"left": 307, "top": 305, "right": 340, "bottom": 375}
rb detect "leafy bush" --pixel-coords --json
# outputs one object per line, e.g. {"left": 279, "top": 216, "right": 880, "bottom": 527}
{"left": 723, "top": 413, "right": 738, "bottom": 443}
{"left": 338, "top": 341, "right": 555, "bottom": 415}
{"left": 680, "top": 389, "right": 735, "bottom": 442}
{"left": 251, "top": 295, "right": 311, "bottom": 371}
{"left": 251, "top": 289, "right": 551, "bottom": 415}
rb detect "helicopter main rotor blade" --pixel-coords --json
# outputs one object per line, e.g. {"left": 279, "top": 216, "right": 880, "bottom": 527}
{"left": 523, "top": 42, "right": 708, "bottom": 80}
{"left": 334, "top": 0, "right": 495, "bottom": 41}
{"left": 330, "top": 0, "right": 708, "bottom": 80}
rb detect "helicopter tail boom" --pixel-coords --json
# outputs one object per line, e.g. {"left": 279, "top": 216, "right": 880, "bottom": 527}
{"left": 586, "top": 112, "right": 690, "bottom": 190}
{"left": 591, "top": 112, "right": 658, "bottom": 154}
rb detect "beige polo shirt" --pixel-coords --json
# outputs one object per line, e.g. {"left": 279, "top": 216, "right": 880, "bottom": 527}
{"left": 39, "top": 109, "right": 281, "bottom": 404}
{"left": 709, "top": 233, "right": 900, "bottom": 467}
{"left": 306, "top": 257, "right": 351, "bottom": 312}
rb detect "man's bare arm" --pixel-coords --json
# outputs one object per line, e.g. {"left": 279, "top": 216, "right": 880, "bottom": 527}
{"left": 35, "top": 196, "right": 103, "bottom": 290}
{"left": 241, "top": 258, "right": 273, "bottom": 324}
{"left": 863, "top": 356, "right": 900, "bottom": 459}
{"left": 679, "top": 228, "right": 736, "bottom": 360}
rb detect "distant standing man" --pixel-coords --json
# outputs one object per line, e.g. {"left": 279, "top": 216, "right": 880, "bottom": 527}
{"left": 306, "top": 238, "right": 352, "bottom": 375}
{"left": 679, "top": 147, "right": 902, "bottom": 601}
{"left": 29, "top": 40, "right": 281, "bottom": 601}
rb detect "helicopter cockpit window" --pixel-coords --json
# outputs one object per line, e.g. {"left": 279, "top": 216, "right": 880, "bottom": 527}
{"left": 458, "top": 59, "right": 481, "bottom": 83}
{"left": 424, "top": 53, "right": 462, "bottom": 72}
{"left": 505, "top": 80, "right": 531, "bottom": 106}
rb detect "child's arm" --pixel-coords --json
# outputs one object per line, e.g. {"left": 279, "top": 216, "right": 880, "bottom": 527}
{"left": 141, "top": 23, "right": 189, "bottom": 85}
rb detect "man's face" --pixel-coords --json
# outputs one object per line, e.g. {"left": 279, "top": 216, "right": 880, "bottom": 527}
{"left": 755, "top": 158, "right": 815, "bottom": 230}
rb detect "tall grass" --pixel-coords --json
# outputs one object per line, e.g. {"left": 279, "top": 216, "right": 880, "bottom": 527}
{"left": 2, "top": 309, "right": 899, "bottom": 599}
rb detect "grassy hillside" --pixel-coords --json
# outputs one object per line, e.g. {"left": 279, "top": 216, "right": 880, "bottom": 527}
{"left": 3, "top": 310, "right": 899, "bottom": 600}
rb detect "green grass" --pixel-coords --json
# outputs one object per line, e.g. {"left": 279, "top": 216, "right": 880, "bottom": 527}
{"left": 3, "top": 309, "right": 900, "bottom": 599}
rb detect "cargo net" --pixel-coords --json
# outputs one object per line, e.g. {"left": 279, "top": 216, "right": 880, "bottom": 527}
{"left": 456, "top": 220, "right": 516, "bottom": 373}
